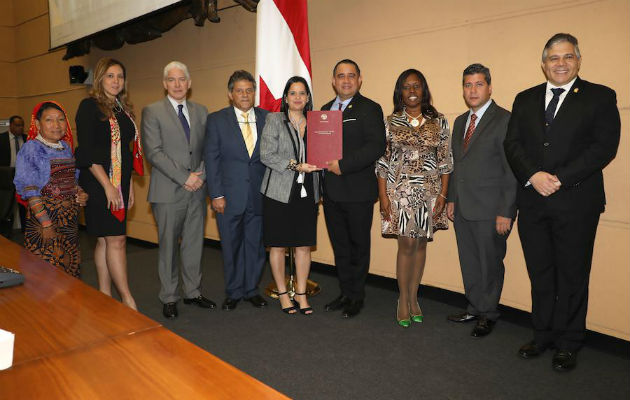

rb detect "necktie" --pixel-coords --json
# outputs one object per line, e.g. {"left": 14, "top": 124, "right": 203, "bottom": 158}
{"left": 14, "top": 135, "right": 20, "bottom": 153}
{"left": 338, "top": 102, "right": 343, "bottom": 111}
{"left": 545, "top": 88, "right": 565, "bottom": 131}
{"left": 463, "top": 113, "right": 477, "bottom": 150}
{"left": 241, "top": 112, "right": 254, "bottom": 157}
{"left": 177, "top": 104, "right": 190, "bottom": 142}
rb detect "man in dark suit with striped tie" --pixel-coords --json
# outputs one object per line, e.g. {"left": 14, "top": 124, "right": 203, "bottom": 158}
{"left": 446, "top": 64, "right": 516, "bottom": 338}
{"left": 504, "top": 33, "right": 620, "bottom": 371}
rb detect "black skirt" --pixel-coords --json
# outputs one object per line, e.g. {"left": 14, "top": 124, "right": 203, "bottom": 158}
{"left": 263, "top": 172, "right": 317, "bottom": 247}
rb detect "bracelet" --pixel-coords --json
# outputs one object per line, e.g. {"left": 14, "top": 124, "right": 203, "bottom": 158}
{"left": 438, "top": 193, "right": 447, "bottom": 200}
{"left": 287, "top": 159, "right": 299, "bottom": 172}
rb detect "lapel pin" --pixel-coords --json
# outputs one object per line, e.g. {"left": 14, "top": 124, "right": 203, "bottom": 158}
{"left": 574, "top": 88, "right": 579, "bottom": 93}
{"left": 348, "top": 104, "right": 353, "bottom": 109}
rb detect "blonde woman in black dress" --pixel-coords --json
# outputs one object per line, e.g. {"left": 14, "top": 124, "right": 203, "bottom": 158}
{"left": 260, "top": 76, "right": 320, "bottom": 314}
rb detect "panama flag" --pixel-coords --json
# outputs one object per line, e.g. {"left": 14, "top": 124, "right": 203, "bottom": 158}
{"left": 255, "top": 0, "right": 312, "bottom": 112}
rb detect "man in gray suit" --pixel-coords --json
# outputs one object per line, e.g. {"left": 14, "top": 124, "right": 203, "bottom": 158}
{"left": 142, "top": 61, "right": 215, "bottom": 319}
{"left": 446, "top": 64, "right": 517, "bottom": 337}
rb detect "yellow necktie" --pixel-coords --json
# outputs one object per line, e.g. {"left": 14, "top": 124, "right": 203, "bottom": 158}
{"left": 241, "top": 112, "right": 254, "bottom": 157}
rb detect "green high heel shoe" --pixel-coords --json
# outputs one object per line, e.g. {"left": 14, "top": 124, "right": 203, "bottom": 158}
{"left": 397, "top": 300, "right": 411, "bottom": 328}
{"left": 410, "top": 303, "right": 423, "bottom": 323}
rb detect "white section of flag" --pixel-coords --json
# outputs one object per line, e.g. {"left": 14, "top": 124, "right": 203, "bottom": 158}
{"left": 255, "top": 0, "right": 312, "bottom": 105}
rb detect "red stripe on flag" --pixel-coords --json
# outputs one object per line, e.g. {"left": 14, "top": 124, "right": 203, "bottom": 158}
{"left": 272, "top": 0, "right": 311, "bottom": 74}
{"left": 259, "top": 76, "right": 282, "bottom": 112}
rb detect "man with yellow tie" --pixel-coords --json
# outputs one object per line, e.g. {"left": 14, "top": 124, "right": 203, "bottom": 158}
{"left": 205, "top": 70, "right": 270, "bottom": 311}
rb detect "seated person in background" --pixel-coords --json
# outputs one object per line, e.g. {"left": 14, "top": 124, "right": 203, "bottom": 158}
{"left": 14, "top": 101, "right": 88, "bottom": 277}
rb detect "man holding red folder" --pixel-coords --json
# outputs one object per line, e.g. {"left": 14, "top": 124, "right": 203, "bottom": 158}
{"left": 321, "top": 59, "right": 386, "bottom": 318}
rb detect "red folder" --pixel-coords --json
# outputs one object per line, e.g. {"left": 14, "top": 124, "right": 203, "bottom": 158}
{"left": 306, "top": 110, "right": 342, "bottom": 169}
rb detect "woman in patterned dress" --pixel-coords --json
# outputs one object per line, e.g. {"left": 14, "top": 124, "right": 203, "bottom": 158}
{"left": 376, "top": 69, "right": 453, "bottom": 327}
{"left": 14, "top": 101, "right": 88, "bottom": 277}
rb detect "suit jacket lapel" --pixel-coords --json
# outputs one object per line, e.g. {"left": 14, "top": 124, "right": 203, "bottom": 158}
{"left": 228, "top": 107, "right": 249, "bottom": 158}
{"left": 452, "top": 113, "right": 465, "bottom": 157}
{"left": 551, "top": 77, "right": 582, "bottom": 129}
{"left": 163, "top": 98, "right": 190, "bottom": 147}
{"left": 188, "top": 102, "right": 197, "bottom": 149}
{"left": 464, "top": 101, "right": 496, "bottom": 155}
{"left": 535, "top": 84, "right": 547, "bottom": 135}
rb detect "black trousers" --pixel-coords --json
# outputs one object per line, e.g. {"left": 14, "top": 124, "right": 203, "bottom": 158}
{"left": 518, "top": 204, "right": 600, "bottom": 351}
{"left": 323, "top": 196, "right": 374, "bottom": 301}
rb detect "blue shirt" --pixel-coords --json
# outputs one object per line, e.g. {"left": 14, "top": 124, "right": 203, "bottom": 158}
{"left": 331, "top": 96, "right": 353, "bottom": 112}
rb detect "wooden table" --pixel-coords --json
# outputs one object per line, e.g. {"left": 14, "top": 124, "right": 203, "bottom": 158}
{"left": 0, "top": 237, "right": 288, "bottom": 399}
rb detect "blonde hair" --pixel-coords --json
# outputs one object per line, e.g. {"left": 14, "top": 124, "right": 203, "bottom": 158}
{"left": 89, "top": 57, "right": 134, "bottom": 119}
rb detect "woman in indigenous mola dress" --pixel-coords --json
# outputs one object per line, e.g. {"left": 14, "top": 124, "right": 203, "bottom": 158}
{"left": 376, "top": 69, "right": 453, "bottom": 328}
{"left": 14, "top": 101, "right": 88, "bottom": 277}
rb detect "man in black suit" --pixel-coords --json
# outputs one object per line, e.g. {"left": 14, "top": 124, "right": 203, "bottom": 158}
{"left": 321, "top": 59, "right": 386, "bottom": 318}
{"left": 0, "top": 116, "right": 26, "bottom": 232}
{"left": 446, "top": 64, "right": 517, "bottom": 338}
{"left": 0, "top": 116, "right": 25, "bottom": 167}
{"left": 504, "top": 33, "right": 620, "bottom": 371}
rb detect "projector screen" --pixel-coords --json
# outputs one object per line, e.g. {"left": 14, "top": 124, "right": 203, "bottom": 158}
{"left": 48, "top": 0, "right": 181, "bottom": 49}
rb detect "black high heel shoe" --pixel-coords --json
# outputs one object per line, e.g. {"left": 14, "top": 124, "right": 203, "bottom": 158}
{"left": 293, "top": 292, "right": 313, "bottom": 315}
{"left": 277, "top": 291, "right": 297, "bottom": 314}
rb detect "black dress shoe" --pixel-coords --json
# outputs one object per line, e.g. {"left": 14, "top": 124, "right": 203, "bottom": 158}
{"left": 518, "top": 340, "right": 549, "bottom": 359}
{"left": 552, "top": 350, "right": 577, "bottom": 372}
{"left": 245, "top": 294, "right": 268, "bottom": 308}
{"left": 470, "top": 317, "right": 496, "bottom": 338}
{"left": 183, "top": 295, "right": 216, "bottom": 309}
{"left": 222, "top": 297, "right": 240, "bottom": 311}
{"left": 325, "top": 295, "right": 350, "bottom": 312}
{"left": 447, "top": 311, "right": 478, "bottom": 323}
{"left": 342, "top": 299, "right": 363, "bottom": 319}
{"left": 163, "top": 302, "right": 178, "bottom": 319}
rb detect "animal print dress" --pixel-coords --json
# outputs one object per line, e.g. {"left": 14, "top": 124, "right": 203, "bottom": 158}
{"left": 376, "top": 112, "right": 453, "bottom": 240}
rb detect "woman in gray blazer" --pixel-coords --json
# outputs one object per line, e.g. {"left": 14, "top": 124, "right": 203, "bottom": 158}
{"left": 260, "top": 76, "right": 320, "bottom": 315}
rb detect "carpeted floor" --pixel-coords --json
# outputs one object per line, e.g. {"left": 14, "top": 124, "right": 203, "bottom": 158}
{"left": 8, "top": 230, "right": 630, "bottom": 399}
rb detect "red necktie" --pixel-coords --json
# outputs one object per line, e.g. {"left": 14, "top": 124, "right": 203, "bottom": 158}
{"left": 463, "top": 113, "right": 477, "bottom": 150}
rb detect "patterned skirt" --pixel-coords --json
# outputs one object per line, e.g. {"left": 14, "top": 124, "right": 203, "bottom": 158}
{"left": 24, "top": 159, "right": 81, "bottom": 277}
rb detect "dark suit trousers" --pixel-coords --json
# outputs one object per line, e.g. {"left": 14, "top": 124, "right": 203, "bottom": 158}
{"left": 323, "top": 196, "right": 374, "bottom": 301}
{"left": 454, "top": 206, "right": 506, "bottom": 321}
{"left": 517, "top": 201, "right": 599, "bottom": 351}
{"left": 216, "top": 200, "right": 265, "bottom": 300}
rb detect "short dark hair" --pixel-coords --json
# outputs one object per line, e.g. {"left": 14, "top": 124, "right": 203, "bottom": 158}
{"left": 228, "top": 70, "right": 256, "bottom": 91}
{"left": 462, "top": 63, "right": 491, "bottom": 85}
{"left": 36, "top": 102, "right": 64, "bottom": 120}
{"left": 542, "top": 33, "right": 580, "bottom": 61}
{"left": 280, "top": 76, "right": 313, "bottom": 119}
{"left": 392, "top": 69, "right": 438, "bottom": 118}
{"left": 9, "top": 115, "right": 23, "bottom": 124}
{"left": 332, "top": 59, "right": 361, "bottom": 77}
